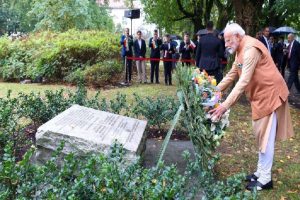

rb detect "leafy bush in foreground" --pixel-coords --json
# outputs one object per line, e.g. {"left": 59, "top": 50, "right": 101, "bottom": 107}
{"left": 0, "top": 86, "right": 257, "bottom": 199}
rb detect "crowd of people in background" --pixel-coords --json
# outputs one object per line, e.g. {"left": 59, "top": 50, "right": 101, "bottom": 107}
{"left": 257, "top": 27, "right": 300, "bottom": 93}
{"left": 120, "top": 21, "right": 300, "bottom": 94}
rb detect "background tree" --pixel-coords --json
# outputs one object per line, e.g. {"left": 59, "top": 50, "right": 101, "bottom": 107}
{"left": 141, "top": 0, "right": 217, "bottom": 34}
{"left": 0, "top": 0, "right": 36, "bottom": 34}
{"left": 214, "top": 0, "right": 234, "bottom": 30}
{"left": 141, "top": 0, "right": 300, "bottom": 36}
{"left": 29, "top": 0, "right": 114, "bottom": 32}
{"left": 231, "top": 0, "right": 264, "bottom": 35}
{"left": 265, "top": 0, "right": 300, "bottom": 31}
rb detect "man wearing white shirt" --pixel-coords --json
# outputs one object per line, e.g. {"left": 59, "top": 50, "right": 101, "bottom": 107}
{"left": 259, "top": 27, "right": 271, "bottom": 53}
{"left": 133, "top": 30, "right": 147, "bottom": 83}
{"left": 286, "top": 33, "right": 300, "bottom": 93}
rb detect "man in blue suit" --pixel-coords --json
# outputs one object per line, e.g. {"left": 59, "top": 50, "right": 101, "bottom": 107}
{"left": 286, "top": 33, "right": 300, "bottom": 93}
{"left": 120, "top": 28, "right": 133, "bottom": 83}
{"left": 133, "top": 30, "right": 147, "bottom": 83}
{"left": 196, "top": 21, "right": 223, "bottom": 83}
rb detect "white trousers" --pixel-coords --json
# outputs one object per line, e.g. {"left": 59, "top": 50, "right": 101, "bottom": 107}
{"left": 255, "top": 112, "right": 277, "bottom": 185}
{"left": 136, "top": 60, "right": 147, "bottom": 82}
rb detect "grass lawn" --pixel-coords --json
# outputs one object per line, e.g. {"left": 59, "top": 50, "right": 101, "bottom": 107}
{"left": 0, "top": 81, "right": 299, "bottom": 199}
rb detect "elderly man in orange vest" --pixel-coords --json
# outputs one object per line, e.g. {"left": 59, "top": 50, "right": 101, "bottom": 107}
{"left": 210, "top": 23, "right": 294, "bottom": 191}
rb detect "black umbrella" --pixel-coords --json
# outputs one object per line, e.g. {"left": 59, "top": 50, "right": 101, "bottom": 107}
{"left": 196, "top": 29, "right": 207, "bottom": 36}
{"left": 170, "top": 34, "right": 182, "bottom": 40}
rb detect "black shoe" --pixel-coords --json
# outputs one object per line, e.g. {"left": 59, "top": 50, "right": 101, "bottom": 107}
{"left": 245, "top": 174, "right": 258, "bottom": 182}
{"left": 246, "top": 180, "right": 273, "bottom": 191}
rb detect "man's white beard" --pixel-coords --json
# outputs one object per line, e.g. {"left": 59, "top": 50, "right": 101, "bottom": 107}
{"left": 226, "top": 47, "right": 236, "bottom": 55}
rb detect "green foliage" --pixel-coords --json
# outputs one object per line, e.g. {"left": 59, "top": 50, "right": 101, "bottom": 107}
{"left": 109, "top": 92, "right": 128, "bottom": 115}
{"left": 141, "top": 0, "right": 231, "bottom": 33}
{"left": 0, "top": 0, "right": 37, "bottom": 34}
{"left": 0, "top": 85, "right": 257, "bottom": 199}
{"left": 0, "top": 0, "right": 113, "bottom": 34}
{"left": 0, "top": 30, "right": 121, "bottom": 84}
{"left": 0, "top": 141, "right": 189, "bottom": 199}
{"left": 132, "top": 93, "right": 179, "bottom": 130}
{"left": 83, "top": 60, "right": 123, "bottom": 86}
{"left": 29, "top": 0, "right": 114, "bottom": 32}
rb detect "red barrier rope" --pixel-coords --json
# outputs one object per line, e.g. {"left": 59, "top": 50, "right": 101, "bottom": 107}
{"left": 126, "top": 56, "right": 196, "bottom": 64}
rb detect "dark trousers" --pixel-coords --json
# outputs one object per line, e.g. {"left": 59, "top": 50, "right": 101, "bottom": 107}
{"left": 150, "top": 60, "right": 160, "bottom": 83}
{"left": 205, "top": 68, "right": 222, "bottom": 84}
{"left": 164, "top": 61, "right": 172, "bottom": 85}
{"left": 279, "top": 64, "right": 286, "bottom": 78}
{"left": 182, "top": 62, "right": 191, "bottom": 67}
{"left": 123, "top": 56, "right": 132, "bottom": 82}
{"left": 279, "top": 56, "right": 287, "bottom": 78}
{"left": 287, "top": 64, "right": 300, "bottom": 92}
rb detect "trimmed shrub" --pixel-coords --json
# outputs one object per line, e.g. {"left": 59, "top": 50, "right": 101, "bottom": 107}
{"left": 0, "top": 30, "right": 121, "bottom": 84}
{"left": 83, "top": 60, "right": 123, "bottom": 86}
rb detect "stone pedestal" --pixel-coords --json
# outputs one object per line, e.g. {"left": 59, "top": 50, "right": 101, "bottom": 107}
{"left": 35, "top": 105, "right": 147, "bottom": 164}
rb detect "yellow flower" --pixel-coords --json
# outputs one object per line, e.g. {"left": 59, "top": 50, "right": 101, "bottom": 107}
{"left": 197, "top": 77, "right": 203, "bottom": 84}
{"left": 211, "top": 78, "right": 217, "bottom": 86}
{"left": 152, "top": 179, "right": 157, "bottom": 184}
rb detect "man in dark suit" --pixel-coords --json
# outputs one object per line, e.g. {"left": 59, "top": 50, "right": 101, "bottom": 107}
{"left": 179, "top": 32, "right": 196, "bottom": 66}
{"left": 286, "top": 33, "right": 300, "bottom": 93}
{"left": 149, "top": 30, "right": 162, "bottom": 83}
{"left": 161, "top": 34, "right": 176, "bottom": 85}
{"left": 196, "top": 21, "right": 223, "bottom": 83}
{"left": 273, "top": 37, "right": 286, "bottom": 77}
{"left": 133, "top": 30, "right": 147, "bottom": 83}
{"left": 259, "top": 27, "right": 271, "bottom": 53}
{"left": 120, "top": 28, "right": 133, "bottom": 83}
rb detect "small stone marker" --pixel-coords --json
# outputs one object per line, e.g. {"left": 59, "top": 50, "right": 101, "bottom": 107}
{"left": 35, "top": 105, "right": 147, "bottom": 164}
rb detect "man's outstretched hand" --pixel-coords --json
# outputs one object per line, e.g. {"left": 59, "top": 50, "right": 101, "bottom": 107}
{"left": 209, "top": 104, "right": 227, "bottom": 121}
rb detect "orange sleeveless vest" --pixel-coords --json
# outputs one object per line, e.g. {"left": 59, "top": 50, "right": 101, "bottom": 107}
{"left": 235, "top": 36, "right": 289, "bottom": 120}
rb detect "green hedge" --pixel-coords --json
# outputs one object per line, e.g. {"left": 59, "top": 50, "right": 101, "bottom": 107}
{"left": 0, "top": 30, "right": 121, "bottom": 84}
{"left": 0, "top": 86, "right": 257, "bottom": 199}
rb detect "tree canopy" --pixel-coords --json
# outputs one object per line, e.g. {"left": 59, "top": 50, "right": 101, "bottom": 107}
{"left": 0, "top": 0, "right": 114, "bottom": 34}
{"left": 141, "top": 0, "right": 300, "bottom": 36}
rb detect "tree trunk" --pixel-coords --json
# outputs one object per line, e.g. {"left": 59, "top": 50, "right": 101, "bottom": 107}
{"left": 232, "top": 0, "right": 264, "bottom": 36}
{"left": 192, "top": 17, "right": 204, "bottom": 34}
{"left": 215, "top": 0, "right": 233, "bottom": 30}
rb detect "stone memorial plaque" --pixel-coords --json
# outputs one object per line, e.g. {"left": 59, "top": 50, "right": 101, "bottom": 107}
{"left": 35, "top": 105, "right": 147, "bottom": 164}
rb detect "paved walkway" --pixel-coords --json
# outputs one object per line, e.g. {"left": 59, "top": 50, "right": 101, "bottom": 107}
{"left": 143, "top": 139, "right": 195, "bottom": 173}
